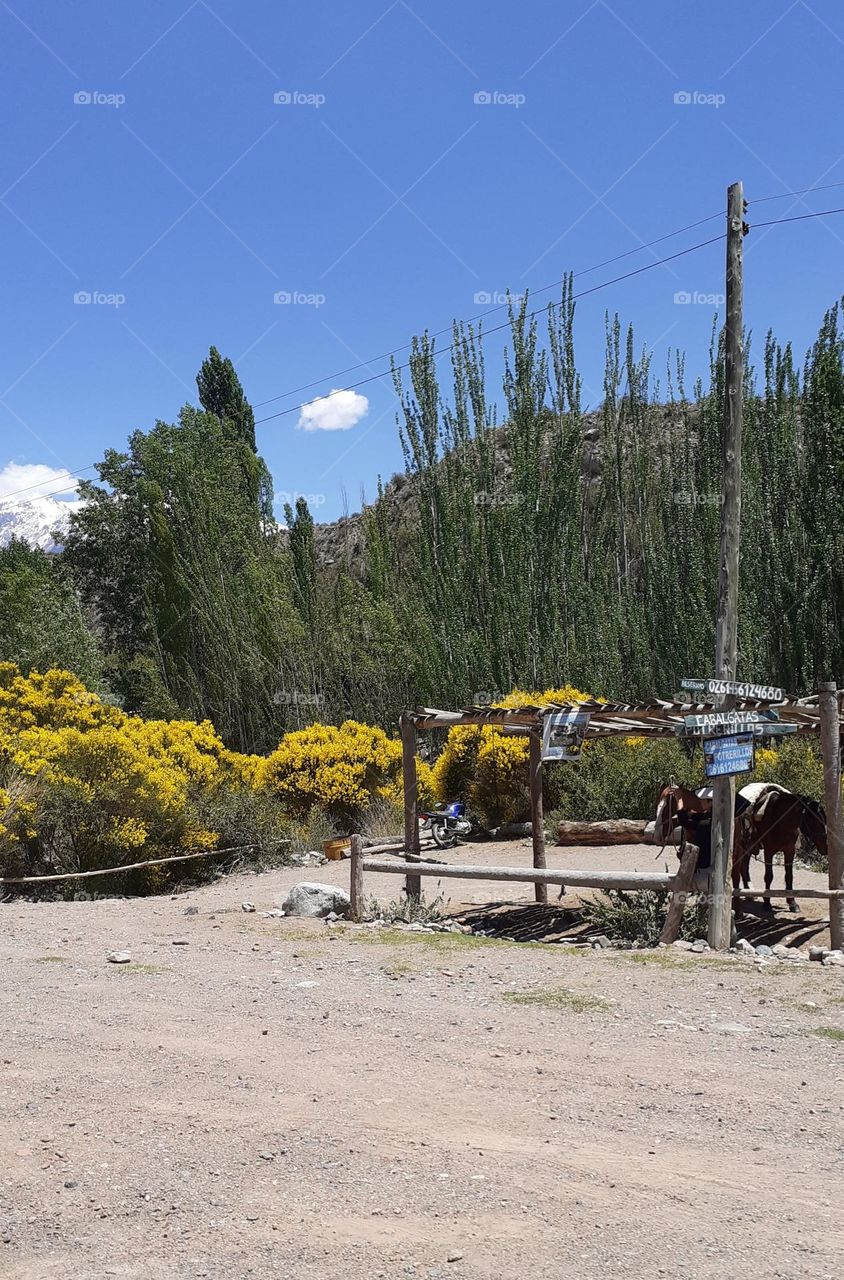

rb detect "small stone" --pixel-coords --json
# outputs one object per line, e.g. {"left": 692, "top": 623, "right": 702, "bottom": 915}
{"left": 64, "top": 1180, "right": 78, "bottom": 1189}
{"left": 822, "top": 951, "right": 844, "bottom": 967}
{"left": 591, "top": 935, "right": 611, "bottom": 949}
{"left": 446, "top": 1252, "right": 464, "bottom": 1263}
{"left": 241, "top": 902, "right": 256, "bottom": 913}
{"left": 672, "top": 939, "right": 694, "bottom": 951}
{"left": 172, "top": 939, "right": 189, "bottom": 946}
{"left": 754, "top": 944, "right": 774, "bottom": 957}
{"left": 183, "top": 905, "right": 198, "bottom": 916}
{"left": 734, "top": 939, "right": 755, "bottom": 956}
{"left": 712, "top": 1021, "right": 751, "bottom": 1034}
{"left": 809, "top": 945, "right": 827, "bottom": 962}
{"left": 690, "top": 939, "right": 709, "bottom": 953}
{"left": 106, "top": 950, "right": 131, "bottom": 964}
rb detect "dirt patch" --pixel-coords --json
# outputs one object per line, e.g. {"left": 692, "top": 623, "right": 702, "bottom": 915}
{"left": 2, "top": 843, "right": 843, "bottom": 1278}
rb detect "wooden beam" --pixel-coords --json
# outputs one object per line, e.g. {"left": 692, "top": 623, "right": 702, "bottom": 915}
{"left": 359, "top": 859, "right": 675, "bottom": 891}
{"left": 819, "top": 682, "right": 844, "bottom": 949}
{"left": 529, "top": 730, "right": 547, "bottom": 904}
{"left": 659, "top": 842, "right": 699, "bottom": 944}
{"left": 399, "top": 712, "right": 421, "bottom": 900}
{"left": 349, "top": 833, "right": 364, "bottom": 923}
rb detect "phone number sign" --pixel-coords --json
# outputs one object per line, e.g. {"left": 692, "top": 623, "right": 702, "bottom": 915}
{"left": 703, "top": 733, "right": 755, "bottom": 779}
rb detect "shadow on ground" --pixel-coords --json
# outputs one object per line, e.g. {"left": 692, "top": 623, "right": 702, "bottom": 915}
{"left": 455, "top": 898, "right": 828, "bottom": 949}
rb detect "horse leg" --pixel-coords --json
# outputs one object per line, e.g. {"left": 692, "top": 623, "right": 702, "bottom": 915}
{"left": 763, "top": 846, "right": 774, "bottom": 914}
{"left": 784, "top": 841, "right": 798, "bottom": 913}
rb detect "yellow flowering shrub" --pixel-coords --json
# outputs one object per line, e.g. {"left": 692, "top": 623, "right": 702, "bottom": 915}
{"left": 258, "top": 719, "right": 433, "bottom": 828}
{"left": 0, "top": 662, "right": 121, "bottom": 735}
{"left": 432, "top": 685, "right": 591, "bottom": 826}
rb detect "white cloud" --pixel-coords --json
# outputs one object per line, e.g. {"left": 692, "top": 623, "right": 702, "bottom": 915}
{"left": 0, "top": 462, "right": 79, "bottom": 503}
{"left": 297, "top": 388, "right": 369, "bottom": 432}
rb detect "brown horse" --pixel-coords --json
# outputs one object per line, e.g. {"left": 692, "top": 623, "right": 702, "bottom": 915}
{"left": 736, "top": 785, "right": 827, "bottom": 913}
{"left": 653, "top": 781, "right": 751, "bottom": 891}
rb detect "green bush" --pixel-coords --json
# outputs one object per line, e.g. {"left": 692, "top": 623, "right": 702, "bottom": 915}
{"left": 546, "top": 737, "right": 702, "bottom": 822}
{"left": 580, "top": 888, "right": 709, "bottom": 946}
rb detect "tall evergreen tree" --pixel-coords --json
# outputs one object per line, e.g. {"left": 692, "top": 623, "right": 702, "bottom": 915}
{"left": 196, "top": 346, "right": 257, "bottom": 452}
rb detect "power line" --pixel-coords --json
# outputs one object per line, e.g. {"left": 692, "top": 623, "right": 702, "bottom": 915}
{"left": 244, "top": 184, "right": 844, "bottom": 413}
{"left": 4, "top": 197, "right": 843, "bottom": 507}
{"left": 750, "top": 180, "right": 844, "bottom": 205}
{"left": 254, "top": 232, "right": 727, "bottom": 426}
{"left": 0, "top": 464, "right": 97, "bottom": 503}
{"left": 253, "top": 210, "right": 724, "bottom": 409}
{"left": 752, "top": 206, "right": 844, "bottom": 227}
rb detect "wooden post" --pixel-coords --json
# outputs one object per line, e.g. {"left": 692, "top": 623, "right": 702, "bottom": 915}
{"left": 529, "top": 729, "right": 548, "bottom": 904}
{"left": 659, "top": 841, "right": 699, "bottom": 945}
{"left": 400, "top": 712, "right": 421, "bottom": 900}
{"left": 819, "top": 682, "right": 844, "bottom": 951}
{"left": 708, "top": 179, "right": 746, "bottom": 951}
{"left": 349, "top": 833, "right": 364, "bottom": 922}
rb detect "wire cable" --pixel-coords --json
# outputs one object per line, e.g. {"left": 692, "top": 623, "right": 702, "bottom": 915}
{"left": 6, "top": 198, "right": 841, "bottom": 505}
{"left": 254, "top": 232, "right": 727, "bottom": 426}
{"left": 750, "top": 180, "right": 844, "bottom": 205}
{"left": 752, "top": 206, "right": 844, "bottom": 227}
{"left": 0, "top": 464, "right": 97, "bottom": 503}
{"left": 252, "top": 210, "right": 725, "bottom": 409}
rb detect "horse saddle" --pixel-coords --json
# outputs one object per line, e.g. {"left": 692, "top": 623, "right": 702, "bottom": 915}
{"left": 747, "top": 785, "right": 780, "bottom": 824}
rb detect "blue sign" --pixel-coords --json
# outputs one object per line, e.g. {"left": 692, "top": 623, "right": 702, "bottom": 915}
{"left": 703, "top": 733, "right": 755, "bottom": 779}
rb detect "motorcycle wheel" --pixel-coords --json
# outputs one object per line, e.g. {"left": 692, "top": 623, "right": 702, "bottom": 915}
{"left": 431, "top": 820, "right": 457, "bottom": 849}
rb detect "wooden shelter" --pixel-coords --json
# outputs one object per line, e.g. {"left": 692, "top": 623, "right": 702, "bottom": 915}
{"left": 351, "top": 690, "right": 844, "bottom": 951}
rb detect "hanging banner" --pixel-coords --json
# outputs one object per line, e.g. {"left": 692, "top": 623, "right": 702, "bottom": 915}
{"left": 703, "top": 733, "right": 755, "bottom": 779}
{"left": 542, "top": 710, "right": 591, "bottom": 762}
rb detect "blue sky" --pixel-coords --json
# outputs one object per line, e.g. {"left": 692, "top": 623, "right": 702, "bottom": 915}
{"left": 2, "top": 0, "right": 843, "bottom": 521}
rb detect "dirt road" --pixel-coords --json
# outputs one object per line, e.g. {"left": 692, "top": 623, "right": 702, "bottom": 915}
{"left": 2, "top": 842, "right": 843, "bottom": 1279}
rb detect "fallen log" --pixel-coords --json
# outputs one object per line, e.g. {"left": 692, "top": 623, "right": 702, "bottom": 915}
{"left": 557, "top": 818, "right": 647, "bottom": 846}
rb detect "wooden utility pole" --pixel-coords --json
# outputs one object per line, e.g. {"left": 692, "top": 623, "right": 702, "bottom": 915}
{"left": 528, "top": 730, "right": 548, "bottom": 904}
{"left": 708, "top": 180, "right": 747, "bottom": 950}
{"left": 399, "top": 712, "right": 421, "bottom": 900}
{"left": 818, "top": 682, "right": 844, "bottom": 951}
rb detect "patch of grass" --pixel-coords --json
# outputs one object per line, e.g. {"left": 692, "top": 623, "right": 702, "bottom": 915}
{"left": 35, "top": 955, "right": 66, "bottom": 963}
{"left": 111, "top": 963, "right": 168, "bottom": 975}
{"left": 363, "top": 891, "right": 446, "bottom": 925}
{"left": 625, "top": 950, "right": 737, "bottom": 972}
{"left": 340, "top": 926, "right": 515, "bottom": 952}
{"left": 811, "top": 1026, "right": 844, "bottom": 1042}
{"left": 503, "top": 988, "right": 612, "bottom": 1013}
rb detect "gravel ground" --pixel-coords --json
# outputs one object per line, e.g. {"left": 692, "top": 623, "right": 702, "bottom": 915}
{"left": 2, "top": 840, "right": 843, "bottom": 1279}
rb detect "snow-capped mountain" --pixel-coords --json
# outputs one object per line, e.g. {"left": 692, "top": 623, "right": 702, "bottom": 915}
{"left": 0, "top": 494, "right": 85, "bottom": 552}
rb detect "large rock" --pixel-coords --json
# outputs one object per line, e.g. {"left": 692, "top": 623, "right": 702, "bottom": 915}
{"left": 281, "top": 882, "right": 351, "bottom": 919}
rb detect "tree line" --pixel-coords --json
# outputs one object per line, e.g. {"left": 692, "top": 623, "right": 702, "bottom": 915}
{"left": 2, "top": 293, "right": 843, "bottom": 753}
